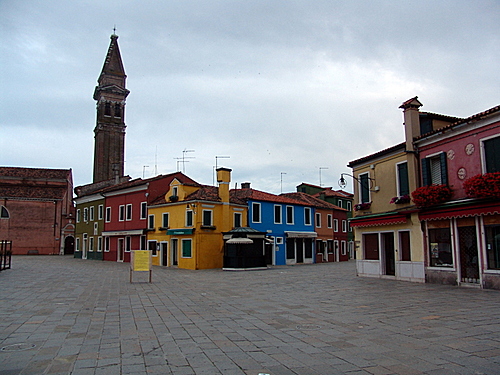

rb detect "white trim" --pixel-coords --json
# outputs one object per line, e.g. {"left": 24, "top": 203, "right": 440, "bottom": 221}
{"left": 102, "top": 230, "right": 144, "bottom": 236}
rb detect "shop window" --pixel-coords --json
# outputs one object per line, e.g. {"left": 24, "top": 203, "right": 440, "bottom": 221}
{"left": 363, "top": 233, "right": 379, "bottom": 260}
{"left": 148, "top": 240, "right": 157, "bottom": 256}
{"left": 182, "top": 239, "right": 192, "bottom": 258}
{"left": 305, "top": 239, "right": 313, "bottom": 258}
{"left": 399, "top": 231, "right": 411, "bottom": 261}
{"left": 422, "top": 153, "right": 448, "bottom": 186}
{"left": 428, "top": 225, "right": 453, "bottom": 267}
{"left": 485, "top": 220, "right": 500, "bottom": 270}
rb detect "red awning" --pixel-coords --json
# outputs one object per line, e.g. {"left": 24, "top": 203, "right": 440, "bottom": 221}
{"left": 349, "top": 214, "right": 407, "bottom": 228}
{"left": 419, "top": 200, "right": 500, "bottom": 221}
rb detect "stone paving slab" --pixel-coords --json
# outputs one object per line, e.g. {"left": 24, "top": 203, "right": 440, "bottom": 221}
{"left": 1, "top": 256, "right": 500, "bottom": 374}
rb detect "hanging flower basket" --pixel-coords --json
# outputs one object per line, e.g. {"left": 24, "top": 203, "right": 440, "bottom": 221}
{"left": 411, "top": 185, "right": 452, "bottom": 207}
{"left": 169, "top": 195, "right": 179, "bottom": 202}
{"left": 354, "top": 202, "right": 371, "bottom": 211}
{"left": 463, "top": 172, "right": 500, "bottom": 199}
{"left": 390, "top": 195, "right": 410, "bottom": 204}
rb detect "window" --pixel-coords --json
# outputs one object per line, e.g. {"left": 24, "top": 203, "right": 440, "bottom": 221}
{"left": 104, "top": 102, "right": 111, "bottom": 116}
{"left": 304, "top": 207, "right": 311, "bottom": 226}
{"left": 104, "top": 237, "right": 110, "bottom": 252}
{"left": 327, "top": 214, "right": 332, "bottom": 228}
{"left": 346, "top": 201, "right": 352, "bottom": 211}
{"left": 422, "top": 152, "right": 447, "bottom": 186}
{"left": 76, "top": 209, "right": 81, "bottom": 223}
{"left": 75, "top": 237, "right": 80, "bottom": 252}
{"left": 276, "top": 237, "right": 284, "bottom": 245}
{"left": 428, "top": 224, "right": 453, "bottom": 267}
{"left": 172, "top": 186, "right": 178, "bottom": 197}
{"left": 162, "top": 213, "right": 169, "bottom": 228}
{"left": 89, "top": 206, "right": 95, "bottom": 221}
{"left": 93, "top": 222, "right": 98, "bottom": 235}
{"left": 141, "top": 235, "right": 146, "bottom": 250}
{"left": 98, "top": 205, "right": 104, "bottom": 220}
{"left": 97, "top": 237, "right": 103, "bottom": 252}
{"left": 83, "top": 207, "right": 88, "bottom": 222}
{"left": 119, "top": 205, "right": 125, "bottom": 221}
{"left": 125, "top": 236, "right": 131, "bottom": 252}
{"left": 148, "top": 214, "right": 155, "bottom": 230}
{"left": 334, "top": 219, "right": 339, "bottom": 232}
{"left": 234, "top": 212, "right": 242, "bottom": 228}
{"left": 252, "top": 202, "right": 261, "bottom": 223}
{"left": 89, "top": 237, "right": 94, "bottom": 252}
{"left": 105, "top": 207, "right": 111, "bottom": 222}
{"left": 342, "top": 220, "right": 347, "bottom": 233}
{"left": 286, "top": 206, "right": 294, "bottom": 225}
{"left": 274, "top": 205, "right": 282, "bottom": 224}
{"left": 114, "top": 103, "right": 121, "bottom": 118}
{"left": 315, "top": 212, "right": 321, "bottom": 227}
{"left": 140, "top": 202, "right": 147, "bottom": 220}
{"left": 397, "top": 162, "right": 409, "bottom": 196}
{"left": 202, "top": 210, "right": 213, "bottom": 227}
{"left": 126, "top": 204, "right": 132, "bottom": 221}
{"left": 483, "top": 136, "right": 500, "bottom": 173}
{"left": 341, "top": 241, "right": 346, "bottom": 256}
{"left": 186, "top": 210, "right": 193, "bottom": 227}
{"left": 399, "top": 231, "right": 411, "bottom": 261}
{"left": 359, "top": 173, "right": 371, "bottom": 203}
{"left": 338, "top": 199, "right": 343, "bottom": 208}
{"left": 148, "top": 240, "right": 157, "bottom": 256}
{"left": 363, "top": 233, "right": 379, "bottom": 260}
{"left": 182, "top": 239, "right": 192, "bottom": 258}
{"left": 485, "top": 222, "right": 500, "bottom": 270}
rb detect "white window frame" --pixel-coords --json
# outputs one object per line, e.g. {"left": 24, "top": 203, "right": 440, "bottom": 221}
{"left": 148, "top": 214, "right": 155, "bottom": 230}
{"left": 234, "top": 212, "right": 242, "bottom": 228}
{"left": 76, "top": 209, "right": 81, "bottom": 223}
{"left": 202, "top": 209, "right": 213, "bottom": 227}
{"left": 105, "top": 207, "right": 111, "bottom": 223}
{"left": 125, "top": 236, "right": 131, "bottom": 252}
{"left": 93, "top": 222, "right": 98, "bottom": 236}
{"left": 140, "top": 202, "right": 147, "bottom": 220}
{"left": 89, "top": 206, "right": 95, "bottom": 221}
{"left": 104, "top": 236, "right": 110, "bottom": 252}
{"left": 304, "top": 207, "right": 312, "bottom": 226}
{"left": 98, "top": 204, "right": 104, "bottom": 220}
{"left": 342, "top": 220, "right": 347, "bottom": 233}
{"left": 286, "top": 206, "right": 294, "bottom": 225}
{"left": 75, "top": 237, "right": 80, "bottom": 252}
{"left": 83, "top": 207, "right": 88, "bottom": 222}
{"left": 252, "top": 202, "right": 261, "bottom": 223}
{"left": 186, "top": 210, "right": 194, "bottom": 227}
{"left": 162, "top": 212, "right": 169, "bottom": 228}
{"left": 334, "top": 219, "right": 339, "bottom": 232}
{"left": 274, "top": 204, "right": 282, "bottom": 224}
{"left": 315, "top": 212, "right": 321, "bottom": 228}
{"left": 327, "top": 214, "right": 332, "bottom": 229}
{"left": 89, "top": 237, "right": 94, "bottom": 252}
{"left": 119, "top": 205, "right": 125, "bottom": 222}
{"left": 126, "top": 204, "right": 132, "bottom": 221}
{"left": 97, "top": 236, "right": 103, "bottom": 252}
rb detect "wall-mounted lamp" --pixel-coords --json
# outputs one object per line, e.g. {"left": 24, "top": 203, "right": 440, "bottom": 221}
{"left": 338, "top": 173, "right": 377, "bottom": 191}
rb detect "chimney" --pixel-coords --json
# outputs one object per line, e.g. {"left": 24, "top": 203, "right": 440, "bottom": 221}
{"left": 399, "top": 96, "right": 423, "bottom": 152}
{"left": 216, "top": 168, "right": 232, "bottom": 203}
{"left": 241, "top": 182, "right": 251, "bottom": 189}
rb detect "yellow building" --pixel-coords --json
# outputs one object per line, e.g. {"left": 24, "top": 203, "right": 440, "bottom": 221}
{"left": 348, "top": 97, "right": 460, "bottom": 283}
{"left": 147, "top": 168, "right": 248, "bottom": 269}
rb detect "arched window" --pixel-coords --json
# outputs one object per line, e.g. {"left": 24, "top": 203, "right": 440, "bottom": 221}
{"left": 114, "top": 103, "right": 121, "bottom": 118}
{"left": 104, "top": 102, "right": 111, "bottom": 116}
{"left": 1, "top": 205, "right": 9, "bottom": 219}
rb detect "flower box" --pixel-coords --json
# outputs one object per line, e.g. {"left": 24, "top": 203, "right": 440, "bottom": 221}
{"left": 354, "top": 202, "right": 371, "bottom": 211}
{"left": 390, "top": 195, "right": 410, "bottom": 204}
{"left": 169, "top": 195, "right": 179, "bottom": 202}
{"left": 463, "top": 172, "right": 500, "bottom": 199}
{"left": 411, "top": 184, "right": 452, "bottom": 207}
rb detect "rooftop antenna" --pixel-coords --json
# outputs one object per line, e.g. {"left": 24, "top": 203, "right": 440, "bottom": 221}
{"left": 113, "top": 25, "right": 116, "bottom": 35}
{"left": 319, "top": 167, "right": 328, "bottom": 187}
{"left": 280, "top": 172, "right": 287, "bottom": 193}
{"left": 154, "top": 146, "right": 158, "bottom": 176}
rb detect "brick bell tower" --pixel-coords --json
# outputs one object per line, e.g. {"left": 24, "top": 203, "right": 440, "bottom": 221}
{"left": 92, "top": 33, "right": 130, "bottom": 183}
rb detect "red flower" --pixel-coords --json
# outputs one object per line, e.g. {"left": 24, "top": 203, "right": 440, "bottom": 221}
{"left": 463, "top": 172, "right": 500, "bottom": 199}
{"left": 411, "top": 185, "right": 452, "bottom": 207}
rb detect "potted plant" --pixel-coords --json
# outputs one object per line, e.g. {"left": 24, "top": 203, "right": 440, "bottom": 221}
{"left": 390, "top": 195, "right": 410, "bottom": 204}
{"left": 354, "top": 202, "right": 371, "bottom": 211}
{"left": 463, "top": 172, "right": 500, "bottom": 199}
{"left": 411, "top": 184, "right": 452, "bottom": 207}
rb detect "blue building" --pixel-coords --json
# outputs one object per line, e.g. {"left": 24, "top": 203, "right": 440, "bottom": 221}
{"left": 232, "top": 183, "right": 317, "bottom": 265}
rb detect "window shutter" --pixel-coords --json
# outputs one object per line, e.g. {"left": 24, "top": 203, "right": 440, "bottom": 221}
{"left": 398, "top": 163, "right": 409, "bottom": 196}
{"left": 484, "top": 137, "right": 500, "bottom": 173}
{"left": 421, "top": 158, "right": 430, "bottom": 186}
{"left": 440, "top": 152, "right": 448, "bottom": 185}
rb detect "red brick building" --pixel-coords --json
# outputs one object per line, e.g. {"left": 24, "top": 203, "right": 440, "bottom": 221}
{"left": 0, "top": 167, "right": 75, "bottom": 255}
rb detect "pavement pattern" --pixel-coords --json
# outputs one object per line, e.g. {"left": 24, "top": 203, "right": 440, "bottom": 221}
{"left": 1, "top": 256, "right": 500, "bottom": 375}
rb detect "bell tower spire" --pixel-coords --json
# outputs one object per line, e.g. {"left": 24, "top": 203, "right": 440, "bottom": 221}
{"left": 92, "top": 33, "right": 130, "bottom": 183}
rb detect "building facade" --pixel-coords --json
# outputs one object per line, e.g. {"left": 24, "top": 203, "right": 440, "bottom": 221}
{"left": 0, "top": 167, "right": 75, "bottom": 255}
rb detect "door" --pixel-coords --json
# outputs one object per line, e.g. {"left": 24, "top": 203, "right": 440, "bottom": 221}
{"left": 117, "top": 238, "right": 124, "bottom": 262}
{"left": 296, "top": 239, "right": 304, "bottom": 263}
{"left": 382, "top": 232, "right": 395, "bottom": 276}
{"left": 161, "top": 242, "right": 168, "bottom": 266}
{"left": 171, "top": 239, "right": 178, "bottom": 266}
{"left": 458, "top": 226, "right": 479, "bottom": 283}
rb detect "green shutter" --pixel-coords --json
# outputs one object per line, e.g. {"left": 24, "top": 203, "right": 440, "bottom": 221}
{"left": 398, "top": 163, "right": 409, "bottom": 196}
{"left": 485, "top": 137, "right": 500, "bottom": 173}
{"left": 182, "top": 239, "right": 192, "bottom": 258}
{"left": 421, "top": 158, "right": 430, "bottom": 186}
{"left": 440, "top": 152, "right": 448, "bottom": 185}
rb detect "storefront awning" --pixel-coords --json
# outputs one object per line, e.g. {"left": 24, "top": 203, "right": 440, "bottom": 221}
{"left": 226, "top": 238, "right": 253, "bottom": 244}
{"left": 166, "top": 228, "right": 194, "bottom": 235}
{"left": 419, "top": 200, "right": 500, "bottom": 221}
{"left": 349, "top": 213, "right": 407, "bottom": 228}
{"left": 285, "top": 231, "right": 317, "bottom": 238}
{"left": 102, "top": 230, "right": 144, "bottom": 236}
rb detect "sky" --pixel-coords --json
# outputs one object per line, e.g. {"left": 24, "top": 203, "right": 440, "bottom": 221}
{"left": 1, "top": 1, "right": 499, "bottom": 195}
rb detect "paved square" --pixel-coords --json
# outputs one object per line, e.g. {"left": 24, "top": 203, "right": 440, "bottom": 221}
{"left": 1, "top": 256, "right": 500, "bottom": 374}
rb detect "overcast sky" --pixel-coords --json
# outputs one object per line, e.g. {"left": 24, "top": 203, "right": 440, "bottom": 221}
{"left": 1, "top": 1, "right": 499, "bottom": 194}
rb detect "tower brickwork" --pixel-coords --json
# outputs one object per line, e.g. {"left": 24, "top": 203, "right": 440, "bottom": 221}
{"left": 92, "top": 34, "right": 130, "bottom": 183}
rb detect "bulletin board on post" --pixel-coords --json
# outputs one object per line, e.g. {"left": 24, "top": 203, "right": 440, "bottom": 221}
{"left": 130, "top": 250, "right": 152, "bottom": 283}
